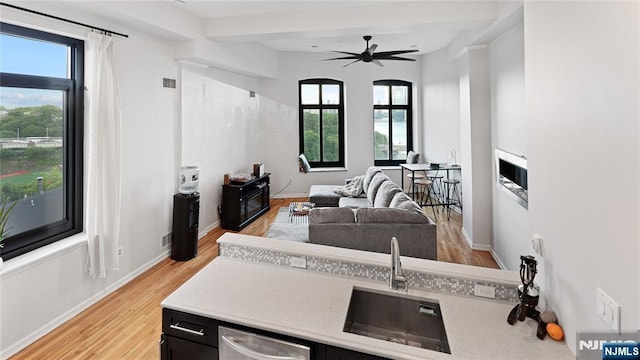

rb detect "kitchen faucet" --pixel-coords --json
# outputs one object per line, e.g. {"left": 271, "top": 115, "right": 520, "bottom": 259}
{"left": 390, "top": 237, "right": 407, "bottom": 291}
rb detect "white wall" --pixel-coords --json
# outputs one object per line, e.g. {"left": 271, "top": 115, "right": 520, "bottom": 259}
{"left": 181, "top": 66, "right": 261, "bottom": 233}
{"left": 0, "top": 6, "right": 180, "bottom": 357}
{"left": 258, "top": 52, "right": 423, "bottom": 196}
{"left": 421, "top": 48, "right": 460, "bottom": 164}
{"left": 459, "top": 47, "right": 493, "bottom": 250}
{"left": 489, "top": 23, "right": 529, "bottom": 270}
{"left": 525, "top": 1, "right": 639, "bottom": 353}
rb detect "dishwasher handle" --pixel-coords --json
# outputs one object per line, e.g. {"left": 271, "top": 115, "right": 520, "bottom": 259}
{"left": 221, "top": 334, "right": 305, "bottom": 360}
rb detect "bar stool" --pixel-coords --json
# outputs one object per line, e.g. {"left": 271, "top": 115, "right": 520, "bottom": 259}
{"left": 427, "top": 174, "right": 444, "bottom": 206}
{"left": 406, "top": 172, "right": 425, "bottom": 197}
{"left": 442, "top": 178, "right": 462, "bottom": 220}
{"left": 414, "top": 178, "right": 438, "bottom": 220}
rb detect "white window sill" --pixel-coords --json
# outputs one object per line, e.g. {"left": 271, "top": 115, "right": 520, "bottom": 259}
{"left": 307, "top": 166, "right": 402, "bottom": 173}
{"left": 307, "top": 167, "right": 348, "bottom": 173}
{"left": 0, "top": 233, "right": 88, "bottom": 278}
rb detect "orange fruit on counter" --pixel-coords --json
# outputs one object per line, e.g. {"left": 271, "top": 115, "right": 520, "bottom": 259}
{"left": 546, "top": 322, "right": 564, "bottom": 341}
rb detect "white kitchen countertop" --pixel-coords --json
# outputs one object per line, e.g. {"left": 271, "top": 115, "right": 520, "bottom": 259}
{"left": 162, "top": 234, "right": 575, "bottom": 360}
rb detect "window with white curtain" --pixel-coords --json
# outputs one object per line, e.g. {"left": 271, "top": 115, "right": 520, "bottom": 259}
{"left": 0, "top": 22, "right": 84, "bottom": 260}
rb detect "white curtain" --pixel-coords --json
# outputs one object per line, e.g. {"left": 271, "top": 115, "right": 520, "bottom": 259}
{"left": 84, "top": 32, "right": 122, "bottom": 279}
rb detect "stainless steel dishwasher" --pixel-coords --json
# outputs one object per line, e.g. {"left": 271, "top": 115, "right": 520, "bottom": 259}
{"left": 218, "top": 326, "right": 311, "bottom": 360}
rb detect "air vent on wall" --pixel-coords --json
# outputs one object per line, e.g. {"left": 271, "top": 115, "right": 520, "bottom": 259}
{"left": 163, "top": 78, "right": 176, "bottom": 89}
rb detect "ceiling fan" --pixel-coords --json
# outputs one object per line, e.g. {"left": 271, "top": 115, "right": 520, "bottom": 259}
{"left": 324, "top": 35, "right": 418, "bottom": 67}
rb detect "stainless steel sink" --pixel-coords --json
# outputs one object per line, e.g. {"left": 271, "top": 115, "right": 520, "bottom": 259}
{"left": 343, "top": 288, "right": 451, "bottom": 354}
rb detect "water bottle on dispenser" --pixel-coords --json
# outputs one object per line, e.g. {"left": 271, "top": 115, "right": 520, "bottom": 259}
{"left": 179, "top": 166, "right": 199, "bottom": 194}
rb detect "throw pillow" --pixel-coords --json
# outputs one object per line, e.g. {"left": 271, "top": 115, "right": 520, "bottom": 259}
{"left": 366, "top": 173, "right": 390, "bottom": 204}
{"left": 362, "top": 166, "right": 382, "bottom": 194}
{"left": 406, "top": 150, "right": 420, "bottom": 164}
{"left": 357, "top": 208, "right": 428, "bottom": 224}
{"left": 298, "top": 154, "right": 311, "bottom": 173}
{"left": 373, "top": 181, "right": 403, "bottom": 208}
{"left": 309, "top": 207, "right": 355, "bottom": 224}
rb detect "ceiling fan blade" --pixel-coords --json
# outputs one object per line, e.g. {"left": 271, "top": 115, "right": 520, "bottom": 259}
{"left": 372, "top": 59, "right": 384, "bottom": 67}
{"left": 343, "top": 59, "right": 362, "bottom": 67}
{"left": 373, "top": 49, "right": 419, "bottom": 57}
{"left": 367, "top": 43, "right": 378, "bottom": 55}
{"left": 323, "top": 55, "right": 361, "bottom": 61}
{"left": 329, "top": 50, "right": 361, "bottom": 57}
{"left": 377, "top": 56, "right": 416, "bottom": 62}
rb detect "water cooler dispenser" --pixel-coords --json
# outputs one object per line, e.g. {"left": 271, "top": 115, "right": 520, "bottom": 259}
{"left": 171, "top": 166, "right": 200, "bottom": 261}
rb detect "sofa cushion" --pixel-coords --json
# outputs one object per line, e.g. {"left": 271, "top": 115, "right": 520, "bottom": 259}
{"left": 373, "top": 181, "right": 403, "bottom": 208}
{"left": 389, "top": 192, "right": 413, "bottom": 208}
{"left": 366, "top": 173, "right": 390, "bottom": 203}
{"left": 362, "top": 166, "right": 382, "bottom": 194}
{"left": 357, "top": 207, "right": 428, "bottom": 224}
{"left": 309, "top": 185, "right": 342, "bottom": 207}
{"left": 309, "top": 207, "right": 355, "bottom": 224}
{"left": 390, "top": 194, "right": 425, "bottom": 216}
{"left": 339, "top": 197, "right": 372, "bottom": 209}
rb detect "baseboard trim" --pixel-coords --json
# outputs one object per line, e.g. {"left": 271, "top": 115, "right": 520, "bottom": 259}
{"left": 199, "top": 221, "right": 218, "bottom": 239}
{"left": 462, "top": 227, "right": 473, "bottom": 248}
{"left": 2, "top": 250, "right": 171, "bottom": 359}
{"left": 471, "top": 243, "right": 492, "bottom": 251}
{"left": 461, "top": 227, "right": 503, "bottom": 269}
{"left": 490, "top": 248, "right": 508, "bottom": 270}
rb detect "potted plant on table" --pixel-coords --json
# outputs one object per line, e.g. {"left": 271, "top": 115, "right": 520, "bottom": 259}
{"left": 0, "top": 200, "right": 17, "bottom": 268}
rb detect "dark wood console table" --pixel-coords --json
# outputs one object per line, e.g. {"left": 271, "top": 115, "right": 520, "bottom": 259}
{"left": 220, "top": 173, "right": 270, "bottom": 230}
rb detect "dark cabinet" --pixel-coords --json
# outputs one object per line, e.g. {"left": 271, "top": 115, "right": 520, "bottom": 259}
{"left": 160, "top": 334, "right": 218, "bottom": 360}
{"left": 324, "top": 346, "right": 390, "bottom": 360}
{"left": 160, "top": 308, "right": 390, "bottom": 360}
{"left": 220, "top": 173, "right": 270, "bottom": 230}
{"left": 161, "top": 309, "right": 219, "bottom": 360}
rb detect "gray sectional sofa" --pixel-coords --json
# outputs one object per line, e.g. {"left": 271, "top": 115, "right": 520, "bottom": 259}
{"left": 307, "top": 167, "right": 437, "bottom": 260}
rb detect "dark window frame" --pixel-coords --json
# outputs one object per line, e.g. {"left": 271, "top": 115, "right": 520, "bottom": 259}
{"left": 373, "top": 79, "right": 413, "bottom": 167}
{"left": 0, "top": 22, "right": 84, "bottom": 260}
{"left": 298, "top": 78, "right": 345, "bottom": 168}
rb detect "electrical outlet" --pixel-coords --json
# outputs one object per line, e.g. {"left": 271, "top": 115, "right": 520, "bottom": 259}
{"left": 596, "top": 287, "right": 620, "bottom": 331}
{"left": 118, "top": 246, "right": 124, "bottom": 256}
{"left": 474, "top": 283, "right": 496, "bottom": 299}
{"left": 289, "top": 256, "right": 307, "bottom": 269}
{"left": 162, "top": 233, "right": 172, "bottom": 247}
{"left": 531, "top": 234, "right": 543, "bottom": 257}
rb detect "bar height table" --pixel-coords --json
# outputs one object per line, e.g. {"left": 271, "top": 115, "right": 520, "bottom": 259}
{"left": 400, "top": 163, "right": 462, "bottom": 210}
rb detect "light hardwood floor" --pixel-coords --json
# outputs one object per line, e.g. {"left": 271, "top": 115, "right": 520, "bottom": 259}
{"left": 10, "top": 197, "right": 498, "bottom": 360}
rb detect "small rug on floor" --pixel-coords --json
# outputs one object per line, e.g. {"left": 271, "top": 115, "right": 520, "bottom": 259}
{"left": 265, "top": 207, "right": 309, "bottom": 242}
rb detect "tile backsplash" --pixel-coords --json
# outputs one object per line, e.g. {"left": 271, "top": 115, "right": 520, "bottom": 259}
{"left": 220, "top": 243, "right": 518, "bottom": 303}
